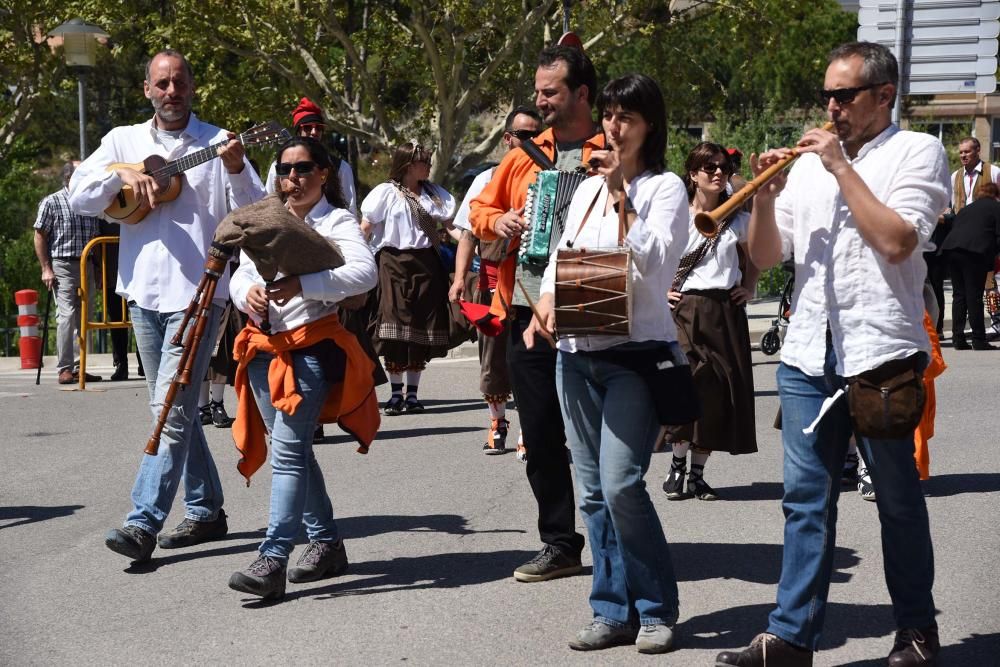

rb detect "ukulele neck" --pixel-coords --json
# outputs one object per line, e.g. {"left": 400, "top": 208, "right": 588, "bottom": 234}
{"left": 151, "top": 132, "right": 248, "bottom": 179}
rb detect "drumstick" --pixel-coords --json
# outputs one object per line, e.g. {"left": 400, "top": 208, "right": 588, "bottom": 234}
{"left": 516, "top": 278, "right": 557, "bottom": 343}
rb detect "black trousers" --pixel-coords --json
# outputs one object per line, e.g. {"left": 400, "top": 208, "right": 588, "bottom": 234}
{"left": 507, "top": 306, "right": 584, "bottom": 557}
{"left": 924, "top": 251, "right": 947, "bottom": 334}
{"left": 947, "top": 249, "right": 990, "bottom": 345}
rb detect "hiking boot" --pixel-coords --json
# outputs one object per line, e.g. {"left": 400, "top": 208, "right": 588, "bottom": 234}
{"left": 636, "top": 624, "right": 675, "bottom": 654}
{"left": 157, "top": 510, "right": 228, "bottom": 549}
{"left": 568, "top": 620, "right": 637, "bottom": 651}
{"left": 715, "top": 632, "right": 814, "bottom": 666}
{"left": 688, "top": 471, "right": 719, "bottom": 501}
{"left": 105, "top": 525, "right": 156, "bottom": 564}
{"left": 858, "top": 471, "right": 876, "bottom": 502}
{"left": 513, "top": 544, "right": 582, "bottom": 582}
{"left": 841, "top": 452, "right": 859, "bottom": 486}
{"left": 384, "top": 395, "right": 405, "bottom": 416}
{"left": 887, "top": 625, "right": 939, "bottom": 666}
{"left": 662, "top": 466, "right": 688, "bottom": 500}
{"left": 210, "top": 400, "right": 233, "bottom": 428}
{"left": 483, "top": 418, "right": 509, "bottom": 455}
{"left": 228, "top": 555, "right": 286, "bottom": 600}
{"left": 287, "top": 540, "right": 349, "bottom": 583}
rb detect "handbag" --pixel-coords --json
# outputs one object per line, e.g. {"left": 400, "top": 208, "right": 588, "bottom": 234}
{"left": 845, "top": 354, "right": 925, "bottom": 439}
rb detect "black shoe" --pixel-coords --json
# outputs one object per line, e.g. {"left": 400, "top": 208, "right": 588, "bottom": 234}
{"left": 210, "top": 400, "right": 234, "bottom": 428}
{"left": 228, "top": 555, "right": 286, "bottom": 600}
{"left": 513, "top": 544, "right": 582, "bottom": 582}
{"left": 404, "top": 396, "right": 425, "bottom": 413}
{"left": 716, "top": 632, "right": 814, "bottom": 666}
{"left": 199, "top": 404, "right": 212, "bottom": 426}
{"left": 73, "top": 370, "right": 102, "bottom": 382}
{"left": 384, "top": 395, "right": 405, "bottom": 416}
{"left": 157, "top": 510, "right": 228, "bottom": 549}
{"left": 662, "top": 466, "right": 689, "bottom": 500}
{"left": 953, "top": 338, "right": 971, "bottom": 350}
{"left": 841, "top": 452, "right": 859, "bottom": 486}
{"left": 313, "top": 425, "right": 325, "bottom": 444}
{"left": 688, "top": 471, "right": 719, "bottom": 501}
{"left": 287, "top": 540, "right": 349, "bottom": 583}
{"left": 110, "top": 365, "right": 129, "bottom": 382}
{"left": 105, "top": 525, "right": 156, "bottom": 564}
{"left": 972, "top": 342, "right": 997, "bottom": 351}
{"left": 887, "top": 625, "right": 939, "bottom": 666}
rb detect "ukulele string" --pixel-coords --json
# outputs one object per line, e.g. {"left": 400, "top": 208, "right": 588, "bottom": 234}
{"left": 145, "top": 129, "right": 254, "bottom": 180}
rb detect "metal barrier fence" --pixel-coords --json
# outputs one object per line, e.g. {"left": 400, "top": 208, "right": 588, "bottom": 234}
{"left": 78, "top": 236, "right": 132, "bottom": 390}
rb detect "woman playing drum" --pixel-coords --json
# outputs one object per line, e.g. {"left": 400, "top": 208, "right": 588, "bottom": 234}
{"left": 529, "top": 73, "right": 689, "bottom": 654}
{"left": 227, "top": 137, "right": 377, "bottom": 600}
{"left": 662, "top": 143, "right": 759, "bottom": 501}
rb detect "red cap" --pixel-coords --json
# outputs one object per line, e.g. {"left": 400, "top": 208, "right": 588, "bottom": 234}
{"left": 292, "top": 97, "right": 324, "bottom": 129}
{"left": 726, "top": 147, "right": 743, "bottom": 157}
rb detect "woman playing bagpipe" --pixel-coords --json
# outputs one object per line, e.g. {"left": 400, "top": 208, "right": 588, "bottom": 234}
{"left": 226, "top": 137, "right": 379, "bottom": 600}
{"left": 661, "top": 143, "right": 759, "bottom": 501}
{"left": 528, "top": 74, "right": 690, "bottom": 654}
{"left": 360, "top": 143, "right": 457, "bottom": 415}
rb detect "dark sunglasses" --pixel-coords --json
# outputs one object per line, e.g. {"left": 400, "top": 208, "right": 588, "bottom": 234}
{"left": 275, "top": 160, "right": 316, "bottom": 176}
{"left": 297, "top": 123, "right": 325, "bottom": 134}
{"left": 817, "top": 82, "right": 888, "bottom": 105}
{"left": 509, "top": 129, "right": 541, "bottom": 141}
{"left": 700, "top": 162, "right": 733, "bottom": 175}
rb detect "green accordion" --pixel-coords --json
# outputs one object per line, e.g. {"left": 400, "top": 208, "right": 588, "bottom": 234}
{"left": 518, "top": 169, "right": 588, "bottom": 267}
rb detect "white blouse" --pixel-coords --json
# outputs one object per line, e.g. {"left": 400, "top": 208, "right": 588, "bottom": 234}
{"left": 230, "top": 198, "right": 377, "bottom": 333}
{"left": 360, "top": 181, "right": 456, "bottom": 252}
{"left": 679, "top": 209, "right": 749, "bottom": 291}
{"left": 540, "top": 171, "right": 690, "bottom": 352}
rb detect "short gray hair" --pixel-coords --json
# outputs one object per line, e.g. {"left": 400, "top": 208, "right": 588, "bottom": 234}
{"left": 828, "top": 41, "right": 898, "bottom": 103}
{"left": 144, "top": 49, "right": 194, "bottom": 83}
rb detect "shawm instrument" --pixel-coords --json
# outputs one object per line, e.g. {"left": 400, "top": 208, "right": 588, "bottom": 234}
{"left": 693, "top": 121, "right": 836, "bottom": 238}
{"left": 104, "top": 121, "right": 289, "bottom": 224}
{"left": 144, "top": 194, "right": 346, "bottom": 455}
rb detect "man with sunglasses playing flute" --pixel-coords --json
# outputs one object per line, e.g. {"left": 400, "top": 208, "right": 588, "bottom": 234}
{"left": 717, "top": 42, "right": 949, "bottom": 667}
{"left": 69, "top": 50, "right": 265, "bottom": 565}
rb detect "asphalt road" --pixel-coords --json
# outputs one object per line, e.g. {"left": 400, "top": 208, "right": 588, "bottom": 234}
{"left": 1, "top": 343, "right": 998, "bottom": 665}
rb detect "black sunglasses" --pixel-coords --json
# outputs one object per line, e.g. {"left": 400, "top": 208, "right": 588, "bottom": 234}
{"left": 700, "top": 162, "right": 733, "bottom": 176}
{"left": 509, "top": 129, "right": 541, "bottom": 141}
{"left": 275, "top": 160, "right": 316, "bottom": 176}
{"left": 818, "top": 82, "right": 888, "bottom": 106}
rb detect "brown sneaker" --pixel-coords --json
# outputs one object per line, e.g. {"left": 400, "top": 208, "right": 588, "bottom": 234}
{"left": 157, "top": 510, "right": 228, "bottom": 549}
{"left": 715, "top": 632, "right": 814, "bottom": 666}
{"left": 228, "top": 555, "right": 286, "bottom": 600}
{"left": 287, "top": 540, "right": 349, "bottom": 583}
{"left": 887, "top": 625, "right": 939, "bottom": 666}
{"left": 57, "top": 369, "right": 75, "bottom": 385}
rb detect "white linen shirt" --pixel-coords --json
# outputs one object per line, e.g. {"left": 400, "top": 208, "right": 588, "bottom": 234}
{"left": 950, "top": 160, "right": 1000, "bottom": 208}
{"left": 266, "top": 159, "right": 358, "bottom": 218}
{"left": 775, "top": 125, "right": 950, "bottom": 377}
{"left": 540, "top": 171, "right": 690, "bottom": 352}
{"left": 67, "top": 114, "right": 265, "bottom": 312}
{"left": 679, "top": 209, "right": 749, "bottom": 291}
{"left": 230, "top": 198, "right": 377, "bottom": 333}
{"left": 452, "top": 168, "right": 493, "bottom": 232}
{"left": 360, "top": 181, "right": 456, "bottom": 252}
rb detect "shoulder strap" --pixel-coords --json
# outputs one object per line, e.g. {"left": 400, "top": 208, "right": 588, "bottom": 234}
{"left": 672, "top": 212, "right": 739, "bottom": 292}
{"left": 520, "top": 139, "right": 556, "bottom": 171}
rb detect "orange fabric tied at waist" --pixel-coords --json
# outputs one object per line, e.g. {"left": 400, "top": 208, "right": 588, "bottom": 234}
{"left": 477, "top": 260, "right": 500, "bottom": 292}
{"left": 231, "top": 312, "right": 380, "bottom": 484}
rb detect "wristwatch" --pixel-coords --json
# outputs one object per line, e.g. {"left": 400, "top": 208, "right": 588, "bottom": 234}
{"left": 612, "top": 195, "right": 634, "bottom": 214}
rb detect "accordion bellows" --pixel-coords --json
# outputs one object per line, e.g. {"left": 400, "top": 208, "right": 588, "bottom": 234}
{"left": 211, "top": 194, "right": 345, "bottom": 281}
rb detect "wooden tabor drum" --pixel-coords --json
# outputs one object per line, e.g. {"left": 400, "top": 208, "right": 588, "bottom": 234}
{"left": 554, "top": 247, "right": 632, "bottom": 336}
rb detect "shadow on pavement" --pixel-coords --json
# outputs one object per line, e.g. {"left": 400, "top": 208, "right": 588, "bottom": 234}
{"left": 0, "top": 504, "right": 85, "bottom": 530}
{"left": 717, "top": 481, "right": 784, "bottom": 502}
{"left": 338, "top": 513, "right": 525, "bottom": 539}
{"left": 922, "top": 472, "right": 1000, "bottom": 497}
{"left": 679, "top": 601, "right": 894, "bottom": 652}
{"left": 254, "top": 549, "right": 545, "bottom": 604}
{"left": 671, "top": 543, "right": 859, "bottom": 585}
{"left": 368, "top": 425, "right": 483, "bottom": 442}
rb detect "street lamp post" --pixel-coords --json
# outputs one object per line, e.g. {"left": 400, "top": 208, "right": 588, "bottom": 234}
{"left": 48, "top": 18, "right": 109, "bottom": 159}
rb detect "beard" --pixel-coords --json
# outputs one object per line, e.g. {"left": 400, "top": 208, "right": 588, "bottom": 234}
{"left": 150, "top": 96, "right": 190, "bottom": 124}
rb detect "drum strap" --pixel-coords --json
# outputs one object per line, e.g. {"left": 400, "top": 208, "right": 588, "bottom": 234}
{"left": 567, "top": 183, "right": 629, "bottom": 249}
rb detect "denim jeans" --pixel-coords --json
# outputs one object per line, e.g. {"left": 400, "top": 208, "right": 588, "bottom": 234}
{"left": 125, "top": 304, "right": 224, "bottom": 534}
{"left": 247, "top": 349, "right": 340, "bottom": 562}
{"left": 556, "top": 347, "right": 680, "bottom": 627}
{"left": 768, "top": 347, "right": 936, "bottom": 649}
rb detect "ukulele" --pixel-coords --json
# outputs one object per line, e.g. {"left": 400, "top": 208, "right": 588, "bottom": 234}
{"left": 104, "top": 121, "right": 290, "bottom": 224}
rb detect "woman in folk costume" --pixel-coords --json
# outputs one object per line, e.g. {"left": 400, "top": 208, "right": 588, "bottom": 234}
{"left": 227, "top": 137, "right": 379, "bottom": 600}
{"left": 360, "top": 142, "right": 457, "bottom": 415}
{"left": 662, "top": 142, "right": 759, "bottom": 501}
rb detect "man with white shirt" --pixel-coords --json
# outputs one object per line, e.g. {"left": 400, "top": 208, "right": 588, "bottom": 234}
{"left": 951, "top": 137, "right": 999, "bottom": 213}
{"left": 449, "top": 105, "right": 542, "bottom": 456}
{"left": 69, "top": 50, "right": 265, "bottom": 565}
{"left": 717, "top": 42, "right": 949, "bottom": 667}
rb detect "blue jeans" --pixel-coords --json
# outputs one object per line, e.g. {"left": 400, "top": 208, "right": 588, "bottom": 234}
{"left": 247, "top": 349, "right": 340, "bottom": 562}
{"left": 125, "top": 304, "right": 224, "bottom": 534}
{"left": 556, "top": 347, "right": 680, "bottom": 627}
{"left": 768, "top": 347, "right": 936, "bottom": 649}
